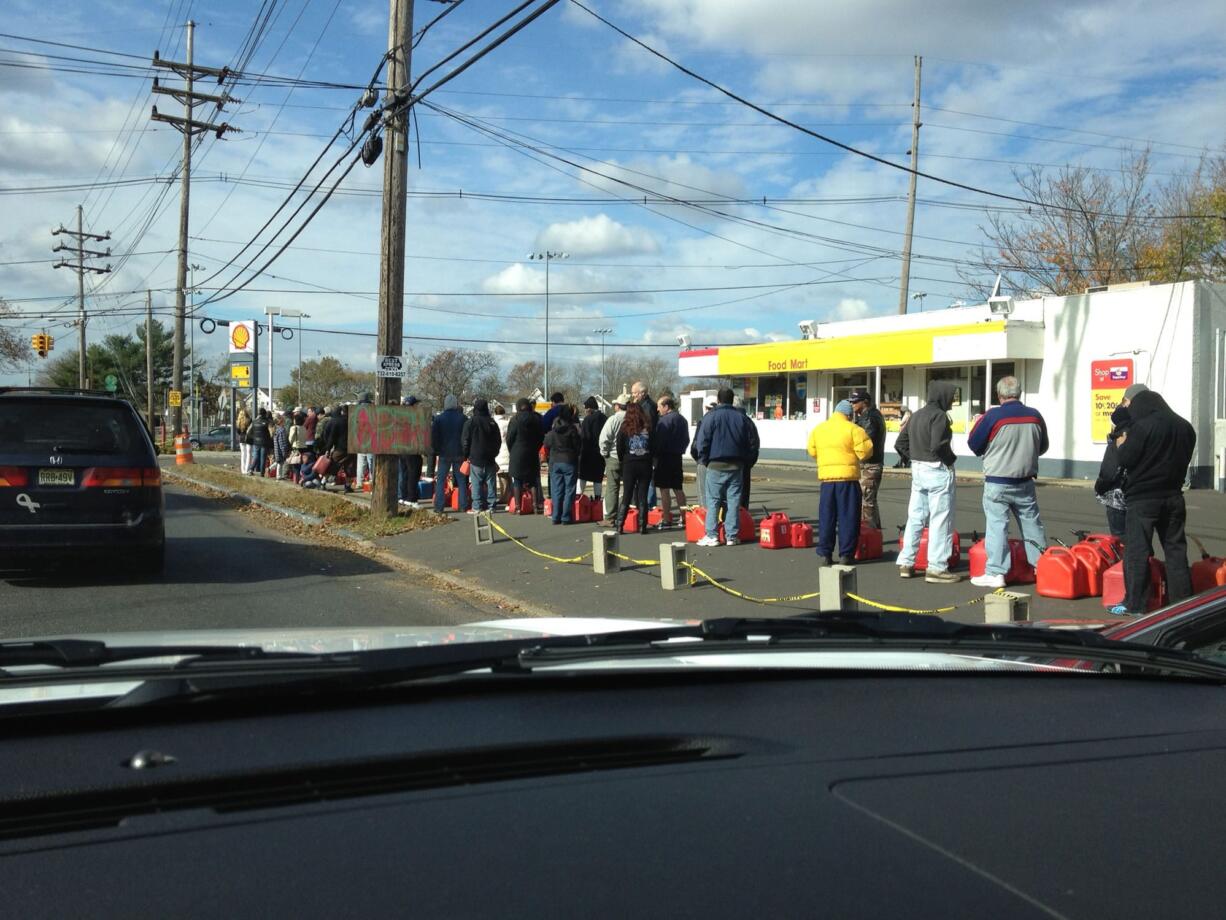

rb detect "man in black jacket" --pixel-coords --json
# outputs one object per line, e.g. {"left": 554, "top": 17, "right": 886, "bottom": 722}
{"left": 461, "top": 398, "right": 502, "bottom": 513}
{"left": 893, "top": 381, "right": 961, "bottom": 584}
{"left": 1112, "top": 389, "right": 1196, "bottom": 614}
{"left": 850, "top": 388, "right": 885, "bottom": 530}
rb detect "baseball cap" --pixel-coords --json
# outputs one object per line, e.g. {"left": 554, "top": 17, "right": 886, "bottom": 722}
{"left": 615, "top": 392, "right": 633, "bottom": 406}
{"left": 849, "top": 389, "right": 872, "bottom": 403}
{"left": 1123, "top": 383, "right": 1149, "bottom": 401}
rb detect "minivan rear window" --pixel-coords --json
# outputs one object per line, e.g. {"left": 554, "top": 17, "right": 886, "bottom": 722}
{"left": 0, "top": 401, "right": 146, "bottom": 456}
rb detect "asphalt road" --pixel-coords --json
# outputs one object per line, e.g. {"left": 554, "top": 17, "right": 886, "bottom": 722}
{"left": 0, "top": 486, "right": 506, "bottom": 640}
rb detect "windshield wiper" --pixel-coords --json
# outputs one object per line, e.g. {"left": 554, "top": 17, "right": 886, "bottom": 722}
{"left": 0, "top": 639, "right": 314, "bottom": 672}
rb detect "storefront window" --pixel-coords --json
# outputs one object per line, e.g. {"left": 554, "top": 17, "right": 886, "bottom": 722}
{"left": 927, "top": 366, "right": 970, "bottom": 432}
{"left": 757, "top": 374, "right": 787, "bottom": 421}
{"left": 879, "top": 368, "right": 904, "bottom": 423}
{"left": 832, "top": 371, "right": 869, "bottom": 409}
{"left": 788, "top": 373, "right": 807, "bottom": 420}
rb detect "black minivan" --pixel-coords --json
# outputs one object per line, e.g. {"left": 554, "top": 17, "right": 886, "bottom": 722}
{"left": 0, "top": 389, "right": 165, "bottom": 573}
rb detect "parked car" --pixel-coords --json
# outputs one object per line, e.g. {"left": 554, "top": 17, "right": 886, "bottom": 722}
{"left": 0, "top": 387, "right": 165, "bottom": 573}
{"left": 191, "top": 426, "right": 233, "bottom": 450}
{"left": 1100, "top": 585, "right": 1226, "bottom": 663}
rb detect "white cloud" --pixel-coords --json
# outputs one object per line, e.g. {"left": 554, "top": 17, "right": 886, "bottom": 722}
{"left": 482, "top": 263, "right": 543, "bottom": 295}
{"left": 833, "top": 297, "right": 872, "bottom": 320}
{"left": 535, "top": 213, "right": 658, "bottom": 256}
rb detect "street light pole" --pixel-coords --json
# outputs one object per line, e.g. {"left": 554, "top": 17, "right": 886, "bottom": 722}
{"left": 189, "top": 262, "right": 203, "bottom": 431}
{"left": 528, "top": 251, "right": 568, "bottom": 398}
{"left": 264, "top": 306, "right": 280, "bottom": 414}
{"left": 592, "top": 327, "right": 612, "bottom": 398}
{"left": 271, "top": 308, "right": 307, "bottom": 408}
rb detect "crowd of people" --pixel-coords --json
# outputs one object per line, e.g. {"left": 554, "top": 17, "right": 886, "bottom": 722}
{"left": 234, "top": 402, "right": 360, "bottom": 492}
{"left": 808, "top": 374, "right": 1197, "bottom": 617}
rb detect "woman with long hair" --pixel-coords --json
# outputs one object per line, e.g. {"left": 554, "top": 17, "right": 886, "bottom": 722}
{"left": 616, "top": 402, "right": 655, "bottom": 535}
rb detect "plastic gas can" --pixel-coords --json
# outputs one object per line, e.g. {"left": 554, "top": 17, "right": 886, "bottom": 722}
{"left": 1102, "top": 558, "right": 1167, "bottom": 611}
{"left": 1069, "top": 541, "right": 1113, "bottom": 596}
{"left": 854, "top": 526, "right": 883, "bottom": 561}
{"left": 789, "top": 522, "right": 815, "bottom": 549}
{"left": 1036, "top": 547, "right": 1090, "bottom": 599}
{"left": 900, "top": 527, "right": 961, "bottom": 571}
{"left": 760, "top": 513, "right": 792, "bottom": 549}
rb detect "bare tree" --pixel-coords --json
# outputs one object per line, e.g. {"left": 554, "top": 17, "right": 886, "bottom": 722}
{"left": 410, "top": 348, "right": 498, "bottom": 405}
{"left": 0, "top": 298, "right": 28, "bottom": 372}
{"left": 962, "top": 151, "right": 1156, "bottom": 297}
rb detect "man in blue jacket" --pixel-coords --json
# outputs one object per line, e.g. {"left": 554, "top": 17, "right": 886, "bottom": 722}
{"left": 693, "top": 388, "right": 759, "bottom": 546}
{"left": 431, "top": 394, "right": 469, "bottom": 513}
{"left": 967, "top": 375, "right": 1049, "bottom": 588}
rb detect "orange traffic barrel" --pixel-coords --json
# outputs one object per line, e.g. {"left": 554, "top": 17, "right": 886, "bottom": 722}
{"left": 174, "top": 434, "right": 195, "bottom": 465}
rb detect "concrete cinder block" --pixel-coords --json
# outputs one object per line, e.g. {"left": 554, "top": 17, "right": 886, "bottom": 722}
{"left": 474, "top": 511, "right": 494, "bottom": 545}
{"left": 593, "top": 530, "right": 620, "bottom": 575}
{"left": 660, "top": 542, "right": 688, "bottom": 591}
{"left": 819, "top": 565, "right": 857, "bottom": 612}
{"left": 983, "top": 591, "right": 1030, "bottom": 623}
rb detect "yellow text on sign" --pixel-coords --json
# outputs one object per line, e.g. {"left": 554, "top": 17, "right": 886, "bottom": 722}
{"left": 1091, "top": 390, "right": 1119, "bottom": 442}
{"left": 168, "top": 390, "right": 182, "bottom": 407}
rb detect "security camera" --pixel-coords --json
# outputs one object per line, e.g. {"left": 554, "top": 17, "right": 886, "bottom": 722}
{"left": 677, "top": 334, "right": 692, "bottom": 348}
{"left": 797, "top": 320, "right": 817, "bottom": 339}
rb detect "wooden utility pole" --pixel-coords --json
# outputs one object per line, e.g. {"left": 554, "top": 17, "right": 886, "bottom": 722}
{"left": 898, "top": 55, "right": 922, "bottom": 315}
{"left": 145, "top": 291, "right": 155, "bottom": 432}
{"left": 150, "top": 21, "right": 238, "bottom": 431}
{"left": 51, "top": 204, "right": 111, "bottom": 388}
{"left": 371, "top": 0, "right": 415, "bottom": 520}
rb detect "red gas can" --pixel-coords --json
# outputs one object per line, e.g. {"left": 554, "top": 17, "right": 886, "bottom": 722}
{"left": 854, "top": 526, "right": 883, "bottom": 561}
{"left": 1036, "top": 547, "right": 1090, "bottom": 599}
{"left": 543, "top": 498, "right": 554, "bottom": 517}
{"left": 789, "top": 522, "right": 815, "bottom": 548}
{"left": 622, "top": 507, "right": 640, "bottom": 533}
{"left": 899, "top": 527, "right": 961, "bottom": 571}
{"left": 1102, "top": 558, "right": 1167, "bottom": 611}
{"left": 572, "top": 495, "right": 593, "bottom": 523}
{"left": 685, "top": 506, "right": 756, "bottom": 543}
{"left": 647, "top": 507, "right": 665, "bottom": 527}
{"left": 1192, "top": 554, "right": 1226, "bottom": 593}
{"left": 1069, "top": 541, "right": 1113, "bottom": 596}
{"left": 760, "top": 513, "right": 792, "bottom": 549}
{"left": 508, "top": 492, "right": 534, "bottom": 515}
{"left": 969, "top": 537, "right": 1037, "bottom": 584}
{"left": 1081, "top": 533, "right": 1124, "bottom": 564}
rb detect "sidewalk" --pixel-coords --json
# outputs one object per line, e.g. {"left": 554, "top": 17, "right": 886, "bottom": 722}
{"left": 169, "top": 453, "right": 1226, "bottom": 625}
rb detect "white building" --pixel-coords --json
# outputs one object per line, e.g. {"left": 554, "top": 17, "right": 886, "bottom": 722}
{"left": 678, "top": 280, "right": 1226, "bottom": 486}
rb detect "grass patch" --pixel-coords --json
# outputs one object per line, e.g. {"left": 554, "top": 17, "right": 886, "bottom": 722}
{"left": 164, "top": 463, "right": 447, "bottom": 538}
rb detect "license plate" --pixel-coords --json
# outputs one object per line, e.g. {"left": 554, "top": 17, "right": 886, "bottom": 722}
{"left": 38, "top": 469, "right": 75, "bottom": 486}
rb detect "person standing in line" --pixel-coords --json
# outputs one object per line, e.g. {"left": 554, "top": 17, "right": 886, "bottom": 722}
{"left": 272, "top": 412, "right": 290, "bottom": 480}
{"left": 894, "top": 381, "right": 962, "bottom": 584}
{"left": 545, "top": 405, "right": 583, "bottom": 524}
{"left": 397, "top": 395, "right": 425, "bottom": 510}
{"left": 1112, "top": 387, "right": 1196, "bottom": 615}
{"left": 1094, "top": 401, "right": 1132, "bottom": 538}
{"left": 807, "top": 400, "right": 873, "bottom": 566}
{"left": 506, "top": 397, "right": 546, "bottom": 514}
{"left": 246, "top": 408, "right": 273, "bottom": 476}
{"left": 631, "top": 381, "right": 659, "bottom": 508}
{"left": 693, "top": 388, "right": 756, "bottom": 547}
{"left": 966, "top": 375, "right": 1050, "bottom": 588}
{"left": 493, "top": 402, "right": 512, "bottom": 510}
{"left": 461, "top": 397, "right": 502, "bottom": 514}
{"left": 598, "top": 394, "right": 629, "bottom": 525}
{"left": 314, "top": 406, "right": 334, "bottom": 456}
{"left": 431, "top": 394, "right": 469, "bottom": 513}
{"left": 616, "top": 402, "right": 655, "bottom": 535}
{"left": 690, "top": 400, "right": 716, "bottom": 509}
{"left": 578, "top": 396, "right": 607, "bottom": 502}
{"left": 287, "top": 411, "right": 307, "bottom": 483}
{"left": 850, "top": 389, "right": 886, "bottom": 530}
{"left": 732, "top": 396, "right": 761, "bottom": 509}
{"left": 541, "top": 392, "right": 566, "bottom": 430}
{"left": 355, "top": 392, "right": 375, "bottom": 489}
{"left": 653, "top": 395, "right": 691, "bottom": 530}
{"left": 304, "top": 406, "right": 318, "bottom": 449}
{"left": 236, "top": 405, "right": 252, "bottom": 475}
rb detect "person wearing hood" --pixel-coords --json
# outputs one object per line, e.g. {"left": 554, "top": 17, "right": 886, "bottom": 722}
{"left": 544, "top": 405, "right": 583, "bottom": 524}
{"left": 598, "top": 394, "right": 630, "bottom": 525}
{"left": 893, "top": 380, "right": 962, "bottom": 583}
{"left": 432, "top": 394, "right": 469, "bottom": 513}
{"left": 1112, "top": 386, "right": 1196, "bottom": 615}
{"left": 461, "top": 398, "right": 502, "bottom": 513}
{"left": 966, "top": 375, "right": 1049, "bottom": 589}
{"left": 1094, "top": 401, "right": 1133, "bottom": 539}
{"left": 506, "top": 397, "right": 545, "bottom": 513}
{"left": 578, "top": 396, "right": 607, "bottom": 503}
{"left": 807, "top": 399, "right": 873, "bottom": 565}
{"left": 397, "top": 395, "right": 425, "bottom": 509}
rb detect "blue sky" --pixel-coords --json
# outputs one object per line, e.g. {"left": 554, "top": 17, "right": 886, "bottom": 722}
{"left": 1, "top": 0, "right": 1224, "bottom": 390}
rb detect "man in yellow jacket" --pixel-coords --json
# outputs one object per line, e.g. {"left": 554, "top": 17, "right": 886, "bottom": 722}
{"left": 807, "top": 399, "right": 874, "bottom": 566}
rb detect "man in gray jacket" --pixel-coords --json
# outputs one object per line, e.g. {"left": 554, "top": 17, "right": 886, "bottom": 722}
{"left": 893, "top": 381, "right": 962, "bottom": 583}
{"left": 598, "top": 393, "right": 630, "bottom": 524}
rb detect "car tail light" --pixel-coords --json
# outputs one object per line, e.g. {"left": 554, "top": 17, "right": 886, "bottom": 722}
{"left": 142, "top": 468, "right": 161, "bottom": 487}
{"left": 0, "top": 466, "right": 29, "bottom": 487}
{"left": 81, "top": 467, "right": 144, "bottom": 488}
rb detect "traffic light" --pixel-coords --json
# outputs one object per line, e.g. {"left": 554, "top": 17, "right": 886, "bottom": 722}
{"left": 31, "top": 334, "right": 53, "bottom": 358}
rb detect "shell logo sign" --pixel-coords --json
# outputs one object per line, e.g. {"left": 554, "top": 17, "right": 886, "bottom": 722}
{"left": 229, "top": 320, "right": 256, "bottom": 354}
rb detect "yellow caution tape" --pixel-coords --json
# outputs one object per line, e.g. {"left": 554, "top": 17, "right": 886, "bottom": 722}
{"left": 483, "top": 515, "right": 593, "bottom": 565}
{"left": 845, "top": 591, "right": 994, "bottom": 616}
{"left": 681, "top": 562, "right": 821, "bottom": 605}
{"left": 610, "top": 551, "right": 661, "bottom": 567}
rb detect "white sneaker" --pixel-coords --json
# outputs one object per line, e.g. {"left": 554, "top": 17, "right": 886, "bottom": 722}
{"left": 696, "top": 535, "right": 721, "bottom": 547}
{"left": 970, "top": 573, "right": 1006, "bottom": 588}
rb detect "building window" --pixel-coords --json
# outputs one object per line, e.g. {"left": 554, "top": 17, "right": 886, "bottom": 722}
{"left": 879, "top": 368, "right": 904, "bottom": 422}
{"left": 832, "top": 371, "right": 869, "bottom": 409}
{"left": 788, "top": 372, "right": 807, "bottom": 420}
{"left": 757, "top": 373, "right": 787, "bottom": 421}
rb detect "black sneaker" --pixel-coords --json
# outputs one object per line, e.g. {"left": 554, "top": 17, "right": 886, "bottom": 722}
{"left": 815, "top": 555, "right": 831, "bottom": 567}
{"left": 836, "top": 555, "right": 855, "bottom": 566}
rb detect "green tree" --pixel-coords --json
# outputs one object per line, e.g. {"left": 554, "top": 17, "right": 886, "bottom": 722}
{"left": 0, "top": 298, "right": 26, "bottom": 371}
{"left": 35, "top": 320, "right": 192, "bottom": 402}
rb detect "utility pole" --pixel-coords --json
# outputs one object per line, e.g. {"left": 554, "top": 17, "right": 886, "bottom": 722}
{"left": 371, "top": 0, "right": 415, "bottom": 520}
{"left": 593, "top": 327, "right": 612, "bottom": 398}
{"left": 528, "top": 251, "right": 568, "bottom": 398}
{"left": 145, "top": 291, "right": 155, "bottom": 432}
{"left": 150, "top": 21, "right": 239, "bottom": 432}
{"left": 51, "top": 204, "right": 111, "bottom": 388}
{"left": 898, "top": 54, "right": 922, "bottom": 316}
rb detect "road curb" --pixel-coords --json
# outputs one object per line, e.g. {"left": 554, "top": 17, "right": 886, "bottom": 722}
{"left": 162, "top": 468, "right": 551, "bottom": 618}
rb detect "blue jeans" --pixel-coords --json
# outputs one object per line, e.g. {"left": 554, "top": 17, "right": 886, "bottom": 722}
{"left": 357, "top": 453, "right": 374, "bottom": 486}
{"left": 817, "top": 480, "right": 862, "bottom": 559}
{"left": 982, "top": 480, "right": 1047, "bottom": 574}
{"left": 704, "top": 465, "right": 744, "bottom": 540}
{"left": 434, "top": 456, "right": 469, "bottom": 512}
{"left": 898, "top": 463, "right": 956, "bottom": 573}
{"left": 249, "top": 446, "right": 267, "bottom": 475}
{"left": 470, "top": 463, "right": 498, "bottom": 510}
{"left": 548, "top": 462, "right": 577, "bottom": 522}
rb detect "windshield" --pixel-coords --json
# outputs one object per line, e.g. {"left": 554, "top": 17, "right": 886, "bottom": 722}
{"left": 1, "top": 3, "right": 1224, "bottom": 693}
